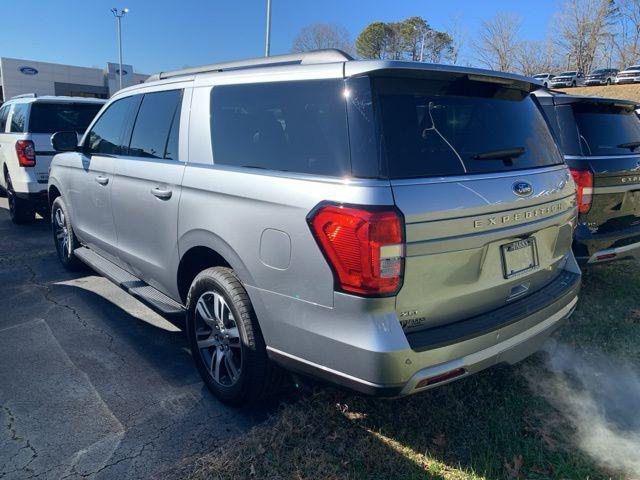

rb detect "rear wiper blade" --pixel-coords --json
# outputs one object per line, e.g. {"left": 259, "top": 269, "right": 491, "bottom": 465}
{"left": 617, "top": 141, "right": 640, "bottom": 150}
{"left": 472, "top": 147, "right": 526, "bottom": 160}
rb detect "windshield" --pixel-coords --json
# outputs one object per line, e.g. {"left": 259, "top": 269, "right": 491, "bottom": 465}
{"left": 572, "top": 103, "right": 640, "bottom": 156}
{"left": 558, "top": 72, "right": 576, "bottom": 76}
{"left": 533, "top": 74, "right": 547, "bottom": 79}
{"left": 590, "top": 70, "right": 607, "bottom": 75}
{"left": 347, "top": 75, "right": 563, "bottom": 179}
{"left": 29, "top": 102, "right": 103, "bottom": 134}
{"left": 626, "top": 66, "right": 640, "bottom": 70}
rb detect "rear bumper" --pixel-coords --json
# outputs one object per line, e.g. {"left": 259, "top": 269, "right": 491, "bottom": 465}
{"left": 256, "top": 260, "right": 581, "bottom": 397}
{"left": 14, "top": 190, "right": 49, "bottom": 208}
{"left": 574, "top": 224, "right": 640, "bottom": 264}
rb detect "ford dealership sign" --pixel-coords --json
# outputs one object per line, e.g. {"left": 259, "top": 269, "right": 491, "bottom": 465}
{"left": 19, "top": 66, "right": 39, "bottom": 75}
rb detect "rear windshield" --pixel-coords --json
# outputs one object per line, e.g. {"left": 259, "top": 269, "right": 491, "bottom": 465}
{"left": 357, "top": 76, "right": 562, "bottom": 178}
{"left": 572, "top": 103, "right": 640, "bottom": 156}
{"left": 29, "top": 102, "right": 103, "bottom": 134}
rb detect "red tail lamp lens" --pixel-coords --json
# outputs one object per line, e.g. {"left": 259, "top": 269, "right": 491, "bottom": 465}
{"left": 16, "top": 140, "right": 36, "bottom": 167}
{"left": 308, "top": 204, "right": 404, "bottom": 296}
{"left": 570, "top": 169, "right": 593, "bottom": 214}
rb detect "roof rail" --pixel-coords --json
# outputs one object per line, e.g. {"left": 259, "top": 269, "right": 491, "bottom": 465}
{"left": 11, "top": 93, "right": 37, "bottom": 100}
{"left": 145, "top": 49, "right": 353, "bottom": 82}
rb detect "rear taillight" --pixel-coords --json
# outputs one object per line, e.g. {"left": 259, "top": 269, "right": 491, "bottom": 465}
{"left": 570, "top": 169, "right": 593, "bottom": 213}
{"left": 308, "top": 203, "right": 405, "bottom": 297}
{"left": 16, "top": 140, "right": 36, "bottom": 167}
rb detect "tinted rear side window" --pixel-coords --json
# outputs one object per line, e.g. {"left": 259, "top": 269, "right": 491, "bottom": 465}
{"left": 210, "top": 80, "right": 350, "bottom": 176}
{"left": 129, "top": 90, "right": 182, "bottom": 159}
{"left": 85, "top": 96, "right": 140, "bottom": 155}
{"left": 540, "top": 104, "right": 582, "bottom": 156}
{"left": 29, "top": 103, "right": 103, "bottom": 134}
{"left": 0, "top": 105, "right": 10, "bottom": 132}
{"left": 367, "top": 76, "right": 562, "bottom": 178}
{"left": 10, "top": 104, "right": 28, "bottom": 133}
{"left": 572, "top": 103, "right": 640, "bottom": 156}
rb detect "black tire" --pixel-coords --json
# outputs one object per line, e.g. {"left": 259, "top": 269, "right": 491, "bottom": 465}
{"left": 606, "top": 78, "right": 611, "bottom": 85}
{"left": 51, "top": 197, "right": 82, "bottom": 271}
{"left": 572, "top": 80, "right": 577, "bottom": 87}
{"left": 186, "top": 267, "right": 284, "bottom": 406}
{"left": 6, "top": 174, "right": 35, "bottom": 224}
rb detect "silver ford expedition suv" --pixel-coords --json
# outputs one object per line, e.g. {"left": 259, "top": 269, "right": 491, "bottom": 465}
{"left": 48, "top": 50, "right": 580, "bottom": 406}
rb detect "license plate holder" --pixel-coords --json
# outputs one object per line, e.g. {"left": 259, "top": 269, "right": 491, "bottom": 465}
{"left": 501, "top": 237, "right": 538, "bottom": 279}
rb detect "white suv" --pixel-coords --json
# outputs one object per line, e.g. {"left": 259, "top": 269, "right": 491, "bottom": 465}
{"left": 0, "top": 94, "right": 104, "bottom": 223}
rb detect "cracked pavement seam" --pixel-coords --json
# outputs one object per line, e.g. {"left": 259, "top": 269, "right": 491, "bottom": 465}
{"left": 0, "top": 405, "right": 38, "bottom": 478}
{"left": 22, "top": 262, "right": 126, "bottom": 368}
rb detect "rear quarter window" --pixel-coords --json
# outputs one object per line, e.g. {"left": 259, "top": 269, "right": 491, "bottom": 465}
{"left": 210, "top": 80, "right": 350, "bottom": 177}
{"left": 10, "top": 104, "right": 28, "bottom": 133}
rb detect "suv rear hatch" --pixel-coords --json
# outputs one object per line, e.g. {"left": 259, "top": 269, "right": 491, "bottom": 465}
{"left": 551, "top": 100, "right": 640, "bottom": 235}
{"left": 346, "top": 71, "right": 576, "bottom": 333}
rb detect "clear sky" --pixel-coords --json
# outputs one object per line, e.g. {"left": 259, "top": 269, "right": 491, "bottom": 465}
{"left": 2, "top": 0, "right": 560, "bottom": 74}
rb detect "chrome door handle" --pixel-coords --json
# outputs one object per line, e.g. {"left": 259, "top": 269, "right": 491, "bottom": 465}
{"left": 95, "top": 176, "right": 109, "bottom": 186}
{"left": 151, "top": 187, "right": 172, "bottom": 200}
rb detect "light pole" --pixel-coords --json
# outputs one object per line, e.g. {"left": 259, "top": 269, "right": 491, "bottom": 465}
{"left": 111, "top": 7, "right": 129, "bottom": 91}
{"left": 265, "top": 0, "right": 272, "bottom": 57}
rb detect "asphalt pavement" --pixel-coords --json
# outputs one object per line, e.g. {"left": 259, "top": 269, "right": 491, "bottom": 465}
{"left": 0, "top": 198, "right": 259, "bottom": 479}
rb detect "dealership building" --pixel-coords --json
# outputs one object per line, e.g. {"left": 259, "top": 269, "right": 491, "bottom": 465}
{"left": 0, "top": 57, "right": 149, "bottom": 102}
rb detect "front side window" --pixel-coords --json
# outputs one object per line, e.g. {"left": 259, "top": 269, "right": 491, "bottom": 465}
{"left": 10, "top": 104, "right": 28, "bottom": 133}
{"left": 572, "top": 103, "right": 640, "bottom": 156}
{"left": 365, "top": 76, "right": 563, "bottom": 178}
{"left": 29, "top": 103, "right": 103, "bottom": 134}
{"left": 210, "top": 80, "right": 350, "bottom": 177}
{"left": 129, "top": 90, "right": 182, "bottom": 159}
{"left": 85, "top": 96, "right": 140, "bottom": 155}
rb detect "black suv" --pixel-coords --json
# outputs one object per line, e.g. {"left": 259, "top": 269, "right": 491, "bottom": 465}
{"left": 535, "top": 91, "right": 640, "bottom": 264}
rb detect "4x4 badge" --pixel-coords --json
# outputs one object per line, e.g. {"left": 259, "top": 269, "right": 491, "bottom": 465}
{"left": 512, "top": 181, "right": 533, "bottom": 197}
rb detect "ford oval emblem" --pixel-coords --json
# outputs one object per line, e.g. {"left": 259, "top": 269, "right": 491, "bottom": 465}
{"left": 19, "top": 66, "right": 38, "bottom": 75}
{"left": 512, "top": 181, "right": 533, "bottom": 197}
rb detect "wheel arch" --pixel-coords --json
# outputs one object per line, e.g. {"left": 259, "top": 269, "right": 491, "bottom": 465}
{"left": 177, "top": 229, "right": 256, "bottom": 305}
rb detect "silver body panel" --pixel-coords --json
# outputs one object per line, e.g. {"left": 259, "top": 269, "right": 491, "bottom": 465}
{"left": 49, "top": 58, "right": 580, "bottom": 396}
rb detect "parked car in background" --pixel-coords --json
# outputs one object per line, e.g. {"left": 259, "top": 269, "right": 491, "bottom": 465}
{"left": 533, "top": 73, "right": 555, "bottom": 88}
{"left": 49, "top": 50, "right": 580, "bottom": 406}
{"left": 585, "top": 68, "right": 618, "bottom": 86}
{"left": 550, "top": 71, "right": 584, "bottom": 88}
{"left": 535, "top": 90, "right": 640, "bottom": 264}
{"left": 0, "top": 94, "right": 105, "bottom": 223}
{"left": 616, "top": 65, "right": 640, "bottom": 84}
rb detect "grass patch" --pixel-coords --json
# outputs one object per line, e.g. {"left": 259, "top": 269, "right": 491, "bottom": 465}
{"left": 189, "top": 262, "right": 640, "bottom": 480}
{"left": 558, "top": 83, "right": 640, "bottom": 102}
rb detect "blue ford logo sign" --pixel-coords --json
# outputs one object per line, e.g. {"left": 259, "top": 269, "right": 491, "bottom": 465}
{"left": 19, "top": 66, "right": 38, "bottom": 75}
{"left": 512, "top": 181, "right": 533, "bottom": 197}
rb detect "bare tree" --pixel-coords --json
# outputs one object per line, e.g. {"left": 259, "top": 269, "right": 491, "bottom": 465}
{"left": 515, "top": 38, "right": 561, "bottom": 76}
{"left": 553, "top": 0, "right": 615, "bottom": 73}
{"left": 445, "top": 15, "right": 466, "bottom": 65}
{"left": 292, "top": 23, "right": 354, "bottom": 55}
{"left": 614, "top": 0, "right": 640, "bottom": 68}
{"left": 474, "top": 13, "right": 522, "bottom": 72}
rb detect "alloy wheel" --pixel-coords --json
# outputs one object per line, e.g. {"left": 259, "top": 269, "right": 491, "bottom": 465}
{"left": 194, "top": 291, "right": 242, "bottom": 386}
{"left": 54, "top": 207, "right": 70, "bottom": 256}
